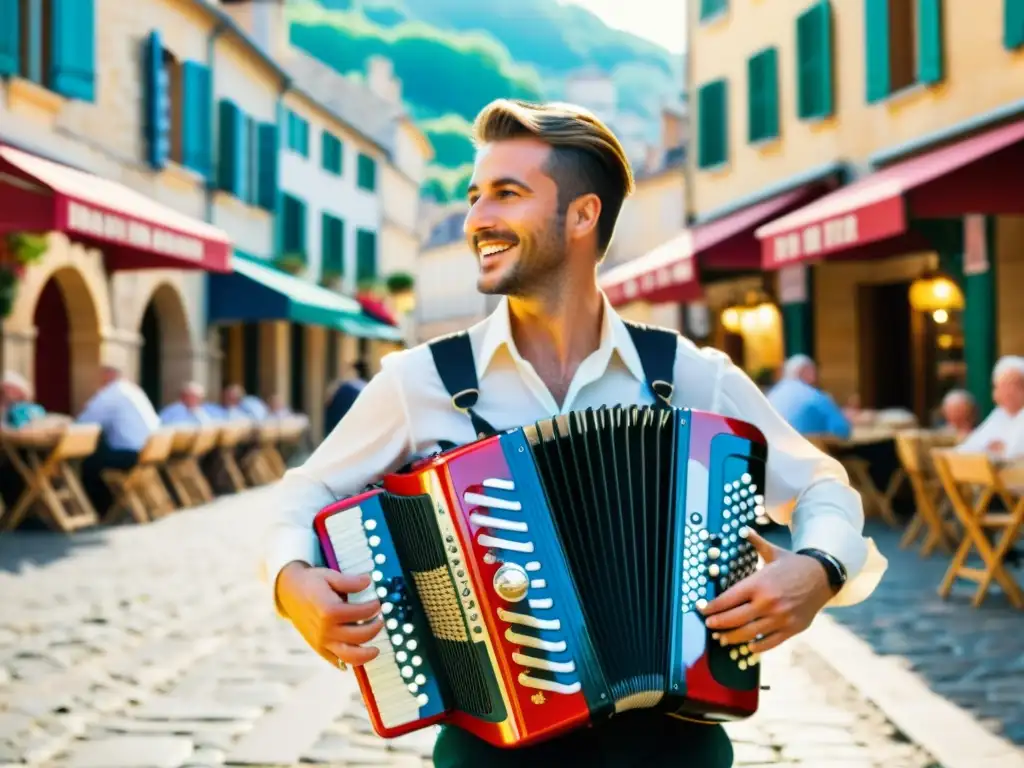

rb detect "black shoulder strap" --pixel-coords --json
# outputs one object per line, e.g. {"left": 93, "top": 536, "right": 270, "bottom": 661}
{"left": 622, "top": 320, "right": 678, "bottom": 408}
{"left": 428, "top": 331, "right": 499, "bottom": 441}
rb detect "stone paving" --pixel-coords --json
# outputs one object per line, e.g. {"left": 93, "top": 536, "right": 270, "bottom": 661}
{"left": 0, "top": 488, "right": 949, "bottom": 767}
{"left": 817, "top": 520, "right": 1024, "bottom": 747}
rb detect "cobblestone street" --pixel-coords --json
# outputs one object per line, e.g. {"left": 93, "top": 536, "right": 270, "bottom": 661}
{"left": 822, "top": 521, "right": 1024, "bottom": 746}
{"left": 0, "top": 489, "right": 1000, "bottom": 768}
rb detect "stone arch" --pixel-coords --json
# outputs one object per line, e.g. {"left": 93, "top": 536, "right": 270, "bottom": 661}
{"left": 31, "top": 266, "right": 102, "bottom": 415}
{"left": 136, "top": 280, "right": 192, "bottom": 408}
{"left": 2, "top": 235, "right": 110, "bottom": 414}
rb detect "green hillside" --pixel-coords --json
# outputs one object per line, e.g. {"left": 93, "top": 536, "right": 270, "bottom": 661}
{"left": 287, "top": 0, "right": 683, "bottom": 202}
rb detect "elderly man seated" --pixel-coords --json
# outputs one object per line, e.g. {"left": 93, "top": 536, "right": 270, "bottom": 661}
{"left": 766, "top": 354, "right": 852, "bottom": 440}
{"left": 207, "top": 384, "right": 270, "bottom": 422}
{"left": 938, "top": 389, "right": 977, "bottom": 441}
{"left": 77, "top": 365, "right": 162, "bottom": 513}
{"left": 958, "top": 356, "right": 1024, "bottom": 460}
{"left": 159, "top": 382, "right": 213, "bottom": 426}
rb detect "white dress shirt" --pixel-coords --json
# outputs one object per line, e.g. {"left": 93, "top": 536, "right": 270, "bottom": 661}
{"left": 957, "top": 407, "right": 1024, "bottom": 459}
{"left": 160, "top": 401, "right": 212, "bottom": 426}
{"left": 263, "top": 295, "right": 887, "bottom": 611}
{"left": 76, "top": 379, "right": 161, "bottom": 452}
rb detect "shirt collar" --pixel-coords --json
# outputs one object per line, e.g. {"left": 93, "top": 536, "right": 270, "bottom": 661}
{"left": 474, "top": 292, "right": 648, "bottom": 384}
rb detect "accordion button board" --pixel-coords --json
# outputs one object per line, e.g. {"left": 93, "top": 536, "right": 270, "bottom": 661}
{"left": 315, "top": 406, "right": 770, "bottom": 749}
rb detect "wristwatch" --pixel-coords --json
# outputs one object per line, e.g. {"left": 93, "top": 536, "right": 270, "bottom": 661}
{"left": 796, "top": 548, "right": 847, "bottom": 593}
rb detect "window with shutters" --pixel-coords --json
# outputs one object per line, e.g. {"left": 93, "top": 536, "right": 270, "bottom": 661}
{"left": 286, "top": 110, "right": 309, "bottom": 157}
{"left": 700, "top": 0, "right": 727, "bottom": 22}
{"left": 4, "top": 0, "right": 96, "bottom": 100}
{"left": 1007, "top": 0, "right": 1024, "bottom": 49}
{"left": 356, "top": 229, "right": 377, "bottom": 283}
{"left": 357, "top": 153, "right": 377, "bottom": 191}
{"left": 697, "top": 79, "right": 728, "bottom": 169}
{"left": 865, "top": 0, "right": 944, "bottom": 104}
{"left": 281, "top": 194, "right": 307, "bottom": 258}
{"left": 162, "top": 51, "right": 184, "bottom": 165}
{"left": 747, "top": 48, "right": 779, "bottom": 143}
{"left": 322, "top": 132, "right": 343, "bottom": 176}
{"left": 16, "top": 0, "right": 54, "bottom": 89}
{"left": 321, "top": 213, "right": 345, "bottom": 279}
{"left": 796, "top": 1, "right": 834, "bottom": 120}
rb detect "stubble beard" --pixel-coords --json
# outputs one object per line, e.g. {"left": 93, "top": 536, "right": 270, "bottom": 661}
{"left": 479, "top": 213, "right": 566, "bottom": 298}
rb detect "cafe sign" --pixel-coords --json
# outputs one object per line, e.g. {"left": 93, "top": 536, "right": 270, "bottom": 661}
{"left": 65, "top": 201, "right": 206, "bottom": 262}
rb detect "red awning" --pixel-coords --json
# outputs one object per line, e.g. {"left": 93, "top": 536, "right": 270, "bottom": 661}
{"left": 0, "top": 144, "right": 232, "bottom": 272}
{"left": 600, "top": 232, "right": 701, "bottom": 307}
{"left": 757, "top": 119, "right": 1024, "bottom": 269}
{"left": 357, "top": 295, "right": 399, "bottom": 327}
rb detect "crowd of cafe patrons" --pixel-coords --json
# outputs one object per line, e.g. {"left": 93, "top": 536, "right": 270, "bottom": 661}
{"left": 764, "top": 353, "right": 1024, "bottom": 462}
{"left": 0, "top": 366, "right": 306, "bottom": 521}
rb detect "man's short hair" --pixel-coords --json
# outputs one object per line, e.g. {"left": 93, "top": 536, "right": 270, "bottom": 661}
{"left": 2, "top": 370, "right": 32, "bottom": 398}
{"left": 472, "top": 99, "right": 635, "bottom": 254}
{"left": 183, "top": 381, "right": 205, "bottom": 398}
{"left": 942, "top": 388, "right": 975, "bottom": 407}
{"left": 782, "top": 354, "right": 815, "bottom": 380}
{"left": 993, "top": 355, "right": 1024, "bottom": 383}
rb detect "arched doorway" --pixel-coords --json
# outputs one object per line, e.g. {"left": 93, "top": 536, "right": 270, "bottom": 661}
{"left": 32, "top": 268, "right": 101, "bottom": 415}
{"left": 137, "top": 283, "right": 191, "bottom": 408}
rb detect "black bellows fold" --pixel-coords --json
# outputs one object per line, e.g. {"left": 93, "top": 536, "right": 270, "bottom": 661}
{"left": 527, "top": 406, "right": 678, "bottom": 704}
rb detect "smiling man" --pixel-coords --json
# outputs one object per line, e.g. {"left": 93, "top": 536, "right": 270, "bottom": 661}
{"left": 264, "top": 99, "right": 886, "bottom": 768}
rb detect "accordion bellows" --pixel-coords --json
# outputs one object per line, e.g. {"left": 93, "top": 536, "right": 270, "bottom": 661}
{"left": 315, "top": 405, "right": 768, "bottom": 749}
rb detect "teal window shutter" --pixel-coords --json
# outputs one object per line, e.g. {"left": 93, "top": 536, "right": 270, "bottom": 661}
{"left": 916, "top": 0, "right": 943, "bottom": 84}
{"left": 0, "top": 0, "right": 20, "bottom": 77}
{"left": 697, "top": 80, "right": 728, "bottom": 169}
{"left": 50, "top": 0, "right": 96, "bottom": 101}
{"left": 181, "top": 62, "right": 211, "bottom": 177}
{"left": 322, "top": 132, "right": 342, "bottom": 175}
{"left": 321, "top": 214, "right": 344, "bottom": 275}
{"left": 356, "top": 229, "right": 377, "bottom": 283}
{"left": 865, "top": 0, "right": 891, "bottom": 103}
{"left": 257, "top": 123, "right": 278, "bottom": 211}
{"left": 282, "top": 194, "right": 307, "bottom": 255}
{"left": 217, "top": 100, "right": 242, "bottom": 195}
{"left": 1007, "top": 0, "right": 1024, "bottom": 49}
{"left": 144, "top": 31, "right": 170, "bottom": 170}
{"left": 700, "top": 0, "right": 727, "bottom": 21}
{"left": 796, "top": 1, "right": 833, "bottom": 120}
{"left": 357, "top": 153, "right": 377, "bottom": 191}
{"left": 747, "top": 48, "right": 779, "bottom": 142}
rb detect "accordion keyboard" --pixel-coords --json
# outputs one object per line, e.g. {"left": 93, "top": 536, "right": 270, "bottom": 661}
{"left": 322, "top": 504, "right": 444, "bottom": 730}
{"left": 464, "top": 479, "right": 583, "bottom": 697}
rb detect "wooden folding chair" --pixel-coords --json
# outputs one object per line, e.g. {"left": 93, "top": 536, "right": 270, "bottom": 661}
{"left": 101, "top": 430, "right": 176, "bottom": 525}
{"left": 0, "top": 424, "right": 101, "bottom": 532}
{"left": 931, "top": 449, "right": 1024, "bottom": 608}
{"left": 164, "top": 425, "right": 218, "bottom": 506}
{"left": 208, "top": 422, "right": 252, "bottom": 493}
{"left": 275, "top": 416, "right": 310, "bottom": 474}
{"left": 895, "top": 431, "right": 959, "bottom": 556}
{"left": 162, "top": 427, "right": 197, "bottom": 507}
{"left": 242, "top": 422, "right": 281, "bottom": 486}
{"left": 807, "top": 433, "right": 902, "bottom": 527}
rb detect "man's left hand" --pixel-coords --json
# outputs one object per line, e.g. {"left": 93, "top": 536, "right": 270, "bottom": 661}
{"left": 699, "top": 529, "right": 835, "bottom": 654}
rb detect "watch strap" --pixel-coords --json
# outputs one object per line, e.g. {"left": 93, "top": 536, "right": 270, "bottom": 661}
{"left": 796, "top": 548, "right": 847, "bottom": 591}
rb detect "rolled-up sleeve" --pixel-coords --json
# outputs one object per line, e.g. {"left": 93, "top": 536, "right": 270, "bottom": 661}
{"left": 711, "top": 356, "right": 887, "bottom": 607}
{"left": 262, "top": 358, "right": 415, "bottom": 613}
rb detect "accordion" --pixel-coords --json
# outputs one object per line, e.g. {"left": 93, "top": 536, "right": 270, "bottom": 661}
{"left": 314, "top": 405, "right": 768, "bottom": 749}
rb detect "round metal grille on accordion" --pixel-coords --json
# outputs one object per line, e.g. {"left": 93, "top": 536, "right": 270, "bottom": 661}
{"left": 313, "top": 405, "right": 769, "bottom": 749}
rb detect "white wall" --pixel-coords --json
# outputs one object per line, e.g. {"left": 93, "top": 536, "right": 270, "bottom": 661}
{"left": 278, "top": 96, "right": 383, "bottom": 292}
{"left": 415, "top": 241, "right": 488, "bottom": 326}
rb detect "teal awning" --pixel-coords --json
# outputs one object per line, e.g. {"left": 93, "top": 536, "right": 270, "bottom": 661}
{"left": 207, "top": 254, "right": 402, "bottom": 341}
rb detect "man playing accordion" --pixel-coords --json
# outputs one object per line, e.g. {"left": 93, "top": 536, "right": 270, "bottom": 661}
{"left": 264, "top": 99, "right": 887, "bottom": 767}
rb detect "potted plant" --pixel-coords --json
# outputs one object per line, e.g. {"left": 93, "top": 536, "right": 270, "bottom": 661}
{"left": 319, "top": 267, "right": 343, "bottom": 291}
{"left": 385, "top": 271, "right": 414, "bottom": 296}
{"left": 0, "top": 232, "right": 49, "bottom": 318}
{"left": 272, "top": 251, "right": 307, "bottom": 276}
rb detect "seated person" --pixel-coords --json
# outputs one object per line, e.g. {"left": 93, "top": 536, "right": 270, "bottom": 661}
{"left": 160, "top": 382, "right": 213, "bottom": 426}
{"left": 267, "top": 393, "right": 293, "bottom": 419}
{"left": 766, "top": 355, "right": 852, "bottom": 440}
{"left": 206, "top": 384, "right": 259, "bottom": 422}
{"left": 957, "top": 356, "right": 1024, "bottom": 460}
{"left": 938, "top": 389, "right": 977, "bottom": 441}
{"left": 1, "top": 371, "right": 46, "bottom": 429}
{"left": 77, "top": 365, "right": 161, "bottom": 514}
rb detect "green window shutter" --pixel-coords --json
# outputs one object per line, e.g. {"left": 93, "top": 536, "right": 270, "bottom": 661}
{"left": 356, "top": 229, "right": 377, "bottom": 283}
{"left": 916, "top": 0, "right": 944, "bottom": 84}
{"left": 321, "top": 214, "right": 344, "bottom": 276}
{"left": 1006, "top": 0, "right": 1024, "bottom": 49}
{"left": 143, "top": 31, "right": 169, "bottom": 170}
{"left": 181, "top": 62, "right": 211, "bottom": 177}
{"left": 700, "top": 0, "right": 727, "bottom": 21}
{"left": 747, "top": 48, "right": 778, "bottom": 142}
{"left": 697, "top": 80, "right": 727, "bottom": 169}
{"left": 282, "top": 195, "right": 307, "bottom": 256}
{"left": 796, "top": 1, "right": 833, "bottom": 120}
{"left": 50, "top": 0, "right": 96, "bottom": 100}
{"left": 322, "top": 132, "right": 342, "bottom": 175}
{"left": 865, "top": 0, "right": 891, "bottom": 103}
{"left": 0, "top": 0, "right": 20, "bottom": 77}
{"left": 257, "top": 122, "right": 278, "bottom": 211}
{"left": 216, "top": 100, "right": 243, "bottom": 195}
{"left": 287, "top": 111, "right": 309, "bottom": 156}
{"left": 357, "top": 153, "right": 377, "bottom": 191}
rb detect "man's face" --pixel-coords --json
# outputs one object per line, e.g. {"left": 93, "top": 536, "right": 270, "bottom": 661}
{"left": 224, "top": 387, "right": 242, "bottom": 407}
{"left": 993, "top": 371, "right": 1024, "bottom": 414}
{"left": 465, "top": 138, "right": 567, "bottom": 297}
{"left": 798, "top": 363, "right": 817, "bottom": 388}
{"left": 182, "top": 390, "right": 201, "bottom": 409}
{"left": 941, "top": 397, "right": 974, "bottom": 430}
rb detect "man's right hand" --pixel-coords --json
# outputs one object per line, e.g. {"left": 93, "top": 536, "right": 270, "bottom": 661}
{"left": 275, "top": 562, "right": 384, "bottom": 667}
